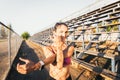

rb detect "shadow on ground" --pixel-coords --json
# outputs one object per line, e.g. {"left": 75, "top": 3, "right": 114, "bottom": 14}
{"left": 5, "top": 41, "right": 50, "bottom": 80}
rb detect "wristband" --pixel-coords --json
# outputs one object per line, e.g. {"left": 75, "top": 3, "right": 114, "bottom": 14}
{"left": 39, "top": 60, "right": 45, "bottom": 70}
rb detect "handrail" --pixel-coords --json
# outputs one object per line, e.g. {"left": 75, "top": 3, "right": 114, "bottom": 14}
{"left": 0, "top": 22, "right": 23, "bottom": 80}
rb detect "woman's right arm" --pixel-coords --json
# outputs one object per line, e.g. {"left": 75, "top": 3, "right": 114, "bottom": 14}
{"left": 16, "top": 46, "right": 56, "bottom": 74}
{"left": 42, "top": 46, "right": 56, "bottom": 65}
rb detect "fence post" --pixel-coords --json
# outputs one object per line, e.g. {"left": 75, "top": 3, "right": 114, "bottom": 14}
{"left": 8, "top": 25, "right": 11, "bottom": 68}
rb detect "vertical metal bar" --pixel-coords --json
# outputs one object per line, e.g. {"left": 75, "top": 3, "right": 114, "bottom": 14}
{"left": 111, "top": 58, "right": 115, "bottom": 72}
{"left": 96, "top": 21, "right": 99, "bottom": 51}
{"left": 74, "top": 50, "right": 77, "bottom": 59}
{"left": 82, "top": 22, "right": 85, "bottom": 50}
{"left": 82, "top": 34, "right": 85, "bottom": 49}
{"left": 96, "top": 22, "right": 99, "bottom": 33}
{"left": 117, "top": 19, "right": 120, "bottom": 52}
{"left": 8, "top": 25, "right": 11, "bottom": 68}
{"left": 115, "top": 61, "right": 118, "bottom": 72}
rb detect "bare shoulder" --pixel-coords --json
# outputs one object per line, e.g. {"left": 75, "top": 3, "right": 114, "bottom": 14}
{"left": 68, "top": 42, "right": 75, "bottom": 51}
{"left": 68, "top": 45, "right": 74, "bottom": 52}
{"left": 43, "top": 46, "right": 55, "bottom": 58}
{"left": 66, "top": 45, "right": 74, "bottom": 57}
{"left": 43, "top": 46, "right": 52, "bottom": 51}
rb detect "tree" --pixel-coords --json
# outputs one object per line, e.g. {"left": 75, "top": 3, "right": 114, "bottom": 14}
{"left": 21, "top": 32, "right": 30, "bottom": 40}
{"left": 1, "top": 25, "right": 7, "bottom": 38}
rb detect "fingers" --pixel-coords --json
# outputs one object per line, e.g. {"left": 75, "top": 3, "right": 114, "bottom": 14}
{"left": 17, "top": 58, "right": 32, "bottom": 74}
{"left": 17, "top": 63, "right": 27, "bottom": 74}
{"left": 19, "top": 57, "right": 29, "bottom": 64}
{"left": 17, "top": 67, "right": 27, "bottom": 74}
{"left": 17, "top": 63, "right": 27, "bottom": 70}
{"left": 17, "top": 63, "right": 20, "bottom": 70}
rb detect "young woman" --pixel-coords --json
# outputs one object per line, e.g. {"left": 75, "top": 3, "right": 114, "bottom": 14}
{"left": 17, "top": 22, "right": 74, "bottom": 80}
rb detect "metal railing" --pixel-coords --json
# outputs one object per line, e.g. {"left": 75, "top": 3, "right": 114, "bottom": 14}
{"left": 61, "top": 0, "right": 120, "bottom": 22}
{"left": 0, "top": 22, "right": 23, "bottom": 80}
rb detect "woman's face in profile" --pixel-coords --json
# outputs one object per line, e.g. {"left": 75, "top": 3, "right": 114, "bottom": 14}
{"left": 55, "top": 25, "right": 68, "bottom": 39}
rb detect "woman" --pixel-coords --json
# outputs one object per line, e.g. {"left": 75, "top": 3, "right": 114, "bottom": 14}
{"left": 17, "top": 22, "right": 74, "bottom": 80}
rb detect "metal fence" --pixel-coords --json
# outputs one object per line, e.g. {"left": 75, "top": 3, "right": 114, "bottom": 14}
{"left": 0, "top": 22, "right": 23, "bottom": 80}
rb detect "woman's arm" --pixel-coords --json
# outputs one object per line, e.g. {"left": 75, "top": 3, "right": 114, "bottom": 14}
{"left": 43, "top": 46, "right": 56, "bottom": 65}
{"left": 16, "top": 46, "right": 56, "bottom": 74}
{"left": 67, "top": 46, "right": 74, "bottom": 57}
{"left": 56, "top": 45, "right": 64, "bottom": 69}
{"left": 34, "top": 46, "right": 56, "bottom": 70}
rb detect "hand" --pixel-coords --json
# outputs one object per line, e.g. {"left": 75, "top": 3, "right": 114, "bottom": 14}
{"left": 16, "top": 58, "right": 35, "bottom": 74}
{"left": 52, "top": 35, "right": 64, "bottom": 48}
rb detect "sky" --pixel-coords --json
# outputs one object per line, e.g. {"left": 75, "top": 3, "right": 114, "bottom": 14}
{"left": 0, "top": 0, "right": 97, "bottom": 36}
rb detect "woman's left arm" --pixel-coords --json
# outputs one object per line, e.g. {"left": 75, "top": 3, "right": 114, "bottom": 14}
{"left": 67, "top": 46, "right": 74, "bottom": 57}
